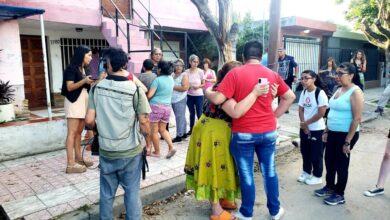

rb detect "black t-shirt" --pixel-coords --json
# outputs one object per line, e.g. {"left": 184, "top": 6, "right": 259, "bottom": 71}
{"left": 278, "top": 55, "right": 297, "bottom": 80}
{"left": 61, "top": 66, "right": 90, "bottom": 103}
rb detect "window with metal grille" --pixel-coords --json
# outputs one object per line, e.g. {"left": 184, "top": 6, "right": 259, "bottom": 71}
{"left": 60, "top": 38, "right": 109, "bottom": 70}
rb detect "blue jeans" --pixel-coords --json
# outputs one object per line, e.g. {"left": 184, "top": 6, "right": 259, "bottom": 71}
{"left": 230, "top": 131, "right": 280, "bottom": 217}
{"left": 186, "top": 95, "right": 203, "bottom": 131}
{"left": 172, "top": 97, "right": 187, "bottom": 137}
{"left": 100, "top": 154, "right": 142, "bottom": 220}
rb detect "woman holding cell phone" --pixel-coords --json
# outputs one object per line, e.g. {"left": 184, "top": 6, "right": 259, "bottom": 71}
{"left": 61, "top": 45, "right": 95, "bottom": 173}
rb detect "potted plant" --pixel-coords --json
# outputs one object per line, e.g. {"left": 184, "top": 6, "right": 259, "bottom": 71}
{"left": 0, "top": 80, "right": 16, "bottom": 122}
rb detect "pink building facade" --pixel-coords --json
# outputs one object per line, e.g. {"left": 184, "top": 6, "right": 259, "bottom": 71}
{"left": 0, "top": 0, "right": 207, "bottom": 109}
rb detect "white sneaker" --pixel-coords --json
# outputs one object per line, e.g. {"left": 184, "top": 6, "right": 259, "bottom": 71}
{"left": 271, "top": 207, "right": 285, "bottom": 220}
{"left": 305, "top": 176, "right": 323, "bottom": 185}
{"left": 297, "top": 172, "right": 311, "bottom": 182}
{"left": 231, "top": 211, "right": 253, "bottom": 220}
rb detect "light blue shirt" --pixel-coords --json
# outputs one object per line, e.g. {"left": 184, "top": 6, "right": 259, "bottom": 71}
{"left": 327, "top": 86, "right": 360, "bottom": 132}
{"left": 149, "top": 75, "right": 174, "bottom": 105}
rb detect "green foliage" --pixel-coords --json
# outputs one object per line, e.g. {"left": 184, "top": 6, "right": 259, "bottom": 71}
{"left": 236, "top": 13, "right": 269, "bottom": 62}
{"left": 187, "top": 33, "right": 219, "bottom": 65}
{"left": 0, "top": 80, "right": 15, "bottom": 105}
{"left": 343, "top": 0, "right": 379, "bottom": 30}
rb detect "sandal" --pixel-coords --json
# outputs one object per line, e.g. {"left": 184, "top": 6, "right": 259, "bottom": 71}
{"left": 210, "top": 210, "right": 237, "bottom": 220}
{"left": 66, "top": 163, "right": 87, "bottom": 174}
{"left": 220, "top": 199, "right": 237, "bottom": 210}
{"left": 165, "top": 149, "right": 177, "bottom": 159}
{"left": 76, "top": 158, "right": 94, "bottom": 167}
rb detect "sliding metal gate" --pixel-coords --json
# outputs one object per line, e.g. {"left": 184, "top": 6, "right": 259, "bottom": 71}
{"left": 284, "top": 37, "right": 321, "bottom": 77}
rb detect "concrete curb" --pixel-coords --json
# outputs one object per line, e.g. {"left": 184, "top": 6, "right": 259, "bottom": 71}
{"left": 56, "top": 142, "right": 296, "bottom": 220}
{"left": 56, "top": 175, "right": 186, "bottom": 220}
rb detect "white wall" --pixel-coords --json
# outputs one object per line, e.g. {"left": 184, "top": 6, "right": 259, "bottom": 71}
{"left": 0, "top": 20, "right": 25, "bottom": 103}
{"left": 19, "top": 25, "right": 105, "bottom": 93}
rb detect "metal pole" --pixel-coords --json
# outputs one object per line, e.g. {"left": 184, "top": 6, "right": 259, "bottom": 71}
{"left": 40, "top": 14, "right": 52, "bottom": 118}
{"left": 267, "top": 0, "right": 281, "bottom": 71}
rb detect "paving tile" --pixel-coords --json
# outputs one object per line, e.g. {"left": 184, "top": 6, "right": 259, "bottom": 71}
{"left": 86, "top": 193, "right": 100, "bottom": 204}
{"left": 1, "top": 196, "right": 46, "bottom": 219}
{"left": 161, "top": 156, "right": 186, "bottom": 169}
{"left": 37, "top": 186, "right": 84, "bottom": 208}
{"left": 47, "top": 203, "right": 73, "bottom": 217}
{"left": 33, "top": 150, "right": 66, "bottom": 161}
{"left": 0, "top": 163, "right": 6, "bottom": 170}
{"left": 74, "top": 178, "right": 99, "bottom": 196}
{"left": 68, "top": 197, "right": 92, "bottom": 210}
{"left": 12, "top": 189, "right": 34, "bottom": 200}
{"left": 0, "top": 194, "right": 15, "bottom": 203}
{"left": 147, "top": 162, "right": 172, "bottom": 176}
{"left": 1, "top": 157, "right": 37, "bottom": 168}
{"left": 23, "top": 209, "right": 53, "bottom": 220}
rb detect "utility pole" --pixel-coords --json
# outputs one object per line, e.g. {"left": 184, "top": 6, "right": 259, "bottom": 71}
{"left": 267, "top": 0, "right": 281, "bottom": 71}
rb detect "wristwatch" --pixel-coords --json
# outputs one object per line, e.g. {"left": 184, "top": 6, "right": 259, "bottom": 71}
{"left": 344, "top": 141, "right": 350, "bottom": 146}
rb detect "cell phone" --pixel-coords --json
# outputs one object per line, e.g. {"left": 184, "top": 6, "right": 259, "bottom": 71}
{"left": 91, "top": 76, "right": 98, "bottom": 80}
{"left": 258, "top": 78, "right": 268, "bottom": 85}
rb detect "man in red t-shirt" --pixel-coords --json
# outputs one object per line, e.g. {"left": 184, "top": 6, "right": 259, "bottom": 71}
{"left": 206, "top": 41, "right": 295, "bottom": 220}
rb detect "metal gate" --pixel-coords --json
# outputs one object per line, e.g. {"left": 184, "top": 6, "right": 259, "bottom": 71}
{"left": 284, "top": 37, "right": 321, "bottom": 76}
{"left": 60, "top": 38, "right": 109, "bottom": 70}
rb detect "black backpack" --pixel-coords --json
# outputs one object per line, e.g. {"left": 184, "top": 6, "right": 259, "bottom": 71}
{"left": 303, "top": 87, "right": 331, "bottom": 119}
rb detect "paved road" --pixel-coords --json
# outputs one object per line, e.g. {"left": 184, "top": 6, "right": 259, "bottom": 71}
{"left": 140, "top": 113, "right": 390, "bottom": 220}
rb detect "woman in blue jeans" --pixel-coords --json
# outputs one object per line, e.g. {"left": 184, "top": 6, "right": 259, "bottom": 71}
{"left": 186, "top": 54, "right": 204, "bottom": 135}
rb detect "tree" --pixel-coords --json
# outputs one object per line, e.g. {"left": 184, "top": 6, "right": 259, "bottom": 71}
{"left": 341, "top": 0, "right": 390, "bottom": 76}
{"left": 190, "top": 0, "right": 239, "bottom": 67}
{"left": 236, "top": 13, "right": 269, "bottom": 62}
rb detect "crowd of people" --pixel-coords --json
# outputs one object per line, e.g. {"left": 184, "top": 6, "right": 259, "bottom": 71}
{"left": 60, "top": 41, "right": 389, "bottom": 220}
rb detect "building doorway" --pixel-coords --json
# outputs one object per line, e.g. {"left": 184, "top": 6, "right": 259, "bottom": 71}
{"left": 20, "top": 35, "right": 48, "bottom": 109}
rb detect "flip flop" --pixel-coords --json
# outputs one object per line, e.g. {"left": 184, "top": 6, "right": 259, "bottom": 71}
{"left": 210, "top": 210, "right": 237, "bottom": 220}
{"left": 165, "top": 149, "right": 177, "bottom": 159}
{"left": 220, "top": 199, "right": 237, "bottom": 210}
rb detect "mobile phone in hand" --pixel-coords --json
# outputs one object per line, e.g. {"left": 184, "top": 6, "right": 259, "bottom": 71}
{"left": 258, "top": 78, "right": 268, "bottom": 85}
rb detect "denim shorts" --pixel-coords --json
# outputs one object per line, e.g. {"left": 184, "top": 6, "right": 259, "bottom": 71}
{"left": 150, "top": 104, "right": 171, "bottom": 123}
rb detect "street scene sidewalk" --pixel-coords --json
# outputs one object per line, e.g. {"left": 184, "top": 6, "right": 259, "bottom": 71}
{"left": 0, "top": 87, "right": 387, "bottom": 219}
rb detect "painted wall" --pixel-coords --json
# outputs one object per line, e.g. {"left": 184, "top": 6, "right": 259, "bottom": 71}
{"left": 20, "top": 25, "right": 105, "bottom": 93}
{"left": 134, "top": 0, "right": 207, "bottom": 31}
{"left": 0, "top": 20, "right": 25, "bottom": 102}
{"left": 1, "top": 0, "right": 101, "bottom": 27}
{"left": 0, "top": 119, "right": 67, "bottom": 161}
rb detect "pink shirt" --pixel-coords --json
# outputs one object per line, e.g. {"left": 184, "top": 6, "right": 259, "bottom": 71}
{"left": 203, "top": 69, "right": 216, "bottom": 91}
{"left": 186, "top": 68, "right": 204, "bottom": 96}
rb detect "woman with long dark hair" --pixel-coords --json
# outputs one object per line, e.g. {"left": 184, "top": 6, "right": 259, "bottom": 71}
{"left": 350, "top": 49, "right": 367, "bottom": 90}
{"left": 319, "top": 57, "right": 337, "bottom": 93}
{"left": 61, "top": 45, "right": 94, "bottom": 173}
{"left": 297, "top": 70, "right": 329, "bottom": 185}
{"left": 315, "top": 62, "right": 364, "bottom": 205}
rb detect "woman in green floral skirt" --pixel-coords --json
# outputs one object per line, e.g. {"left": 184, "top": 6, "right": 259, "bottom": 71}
{"left": 185, "top": 61, "right": 272, "bottom": 220}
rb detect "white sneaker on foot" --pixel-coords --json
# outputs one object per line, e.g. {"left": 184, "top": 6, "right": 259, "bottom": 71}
{"left": 271, "top": 207, "right": 285, "bottom": 220}
{"left": 231, "top": 211, "right": 252, "bottom": 220}
{"left": 297, "top": 172, "right": 311, "bottom": 182}
{"left": 305, "top": 176, "right": 323, "bottom": 185}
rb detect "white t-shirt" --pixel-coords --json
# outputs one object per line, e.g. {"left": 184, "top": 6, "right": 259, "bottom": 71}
{"left": 298, "top": 89, "right": 329, "bottom": 131}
